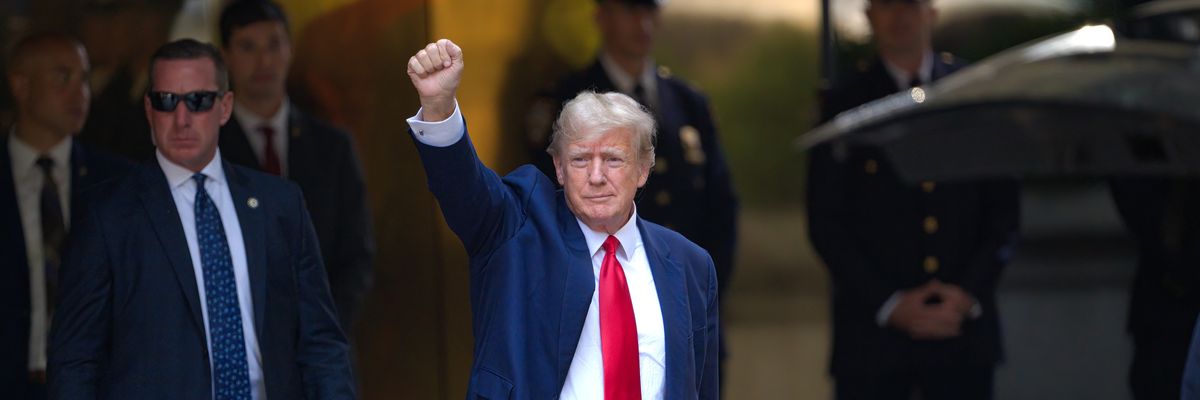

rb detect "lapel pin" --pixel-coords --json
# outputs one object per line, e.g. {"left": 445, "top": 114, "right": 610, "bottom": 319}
{"left": 247, "top": 197, "right": 259, "bottom": 209}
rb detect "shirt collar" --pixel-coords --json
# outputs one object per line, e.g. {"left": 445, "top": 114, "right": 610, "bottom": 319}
{"left": 8, "top": 125, "right": 73, "bottom": 178}
{"left": 598, "top": 52, "right": 656, "bottom": 96}
{"left": 233, "top": 97, "right": 290, "bottom": 133}
{"left": 156, "top": 148, "right": 226, "bottom": 191}
{"left": 882, "top": 50, "right": 935, "bottom": 90}
{"left": 577, "top": 206, "right": 644, "bottom": 260}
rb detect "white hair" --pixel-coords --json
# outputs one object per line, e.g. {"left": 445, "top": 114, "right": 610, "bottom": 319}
{"left": 547, "top": 91, "right": 657, "bottom": 167}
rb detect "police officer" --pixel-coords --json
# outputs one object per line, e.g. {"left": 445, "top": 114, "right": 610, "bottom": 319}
{"left": 528, "top": 0, "right": 739, "bottom": 389}
{"left": 807, "top": 0, "right": 1020, "bottom": 399}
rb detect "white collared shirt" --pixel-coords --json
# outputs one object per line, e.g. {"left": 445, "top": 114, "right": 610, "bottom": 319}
{"left": 232, "top": 98, "right": 290, "bottom": 176}
{"left": 599, "top": 52, "right": 659, "bottom": 110}
{"left": 405, "top": 104, "right": 666, "bottom": 399}
{"left": 882, "top": 51, "right": 934, "bottom": 90}
{"left": 9, "top": 131, "right": 71, "bottom": 372}
{"left": 560, "top": 209, "right": 666, "bottom": 400}
{"left": 156, "top": 150, "right": 265, "bottom": 400}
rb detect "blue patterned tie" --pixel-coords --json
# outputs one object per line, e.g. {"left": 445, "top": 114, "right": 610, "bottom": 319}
{"left": 193, "top": 173, "right": 251, "bottom": 400}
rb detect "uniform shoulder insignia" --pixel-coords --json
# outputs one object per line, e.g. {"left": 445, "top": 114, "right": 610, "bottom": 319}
{"left": 657, "top": 65, "right": 672, "bottom": 79}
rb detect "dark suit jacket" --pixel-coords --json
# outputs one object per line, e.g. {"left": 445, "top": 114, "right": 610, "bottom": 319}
{"left": 219, "top": 106, "right": 375, "bottom": 329}
{"left": 48, "top": 160, "right": 355, "bottom": 399}
{"left": 415, "top": 126, "right": 719, "bottom": 399}
{"left": 531, "top": 61, "right": 739, "bottom": 296}
{"left": 808, "top": 56, "right": 1021, "bottom": 374}
{"left": 0, "top": 137, "right": 130, "bottom": 397}
{"left": 1184, "top": 316, "right": 1200, "bottom": 399}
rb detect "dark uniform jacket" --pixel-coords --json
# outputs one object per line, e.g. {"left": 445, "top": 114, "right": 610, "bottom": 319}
{"left": 808, "top": 56, "right": 1021, "bottom": 374}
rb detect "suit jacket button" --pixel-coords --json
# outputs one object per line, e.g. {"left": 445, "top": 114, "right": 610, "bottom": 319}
{"left": 923, "top": 256, "right": 940, "bottom": 274}
{"left": 655, "top": 157, "right": 667, "bottom": 174}
{"left": 656, "top": 191, "right": 671, "bottom": 206}
{"left": 923, "top": 216, "right": 938, "bottom": 234}
{"left": 865, "top": 159, "right": 878, "bottom": 175}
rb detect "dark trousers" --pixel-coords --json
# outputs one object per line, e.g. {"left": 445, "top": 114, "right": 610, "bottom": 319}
{"left": 835, "top": 366, "right": 994, "bottom": 400}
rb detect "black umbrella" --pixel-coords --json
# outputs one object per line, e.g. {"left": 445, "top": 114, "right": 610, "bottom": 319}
{"left": 799, "top": 24, "right": 1200, "bottom": 183}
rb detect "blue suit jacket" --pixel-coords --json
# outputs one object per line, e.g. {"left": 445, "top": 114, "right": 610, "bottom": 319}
{"left": 47, "top": 160, "right": 355, "bottom": 399}
{"left": 0, "top": 138, "right": 131, "bottom": 397}
{"left": 413, "top": 128, "right": 719, "bottom": 399}
{"left": 1185, "top": 317, "right": 1200, "bottom": 399}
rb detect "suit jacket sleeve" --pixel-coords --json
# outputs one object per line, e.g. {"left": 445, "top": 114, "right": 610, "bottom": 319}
{"left": 291, "top": 186, "right": 357, "bottom": 399}
{"left": 959, "top": 179, "right": 1020, "bottom": 300}
{"left": 330, "top": 133, "right": 375, "bottom": 329}
{"left": 689, "top": 92, "right": 739, "bottom": 294}
{"left": 805, "top": 143, "right": 898, "bottom": 311}
{"left": 411, "top": 123, "right": 526, "bottom": 261}
{"left": 699, "top": 255, "right": 721, "bottom": 399}
{"left": 47, "top": 200, "right": 110, "bottom": 399}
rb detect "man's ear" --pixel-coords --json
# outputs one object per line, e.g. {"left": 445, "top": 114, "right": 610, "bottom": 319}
{"left": 553, "top": 156, "right": 565, "bottom": 186}
{"left": 218, "top": 91, "right": 234, "bottom": 126}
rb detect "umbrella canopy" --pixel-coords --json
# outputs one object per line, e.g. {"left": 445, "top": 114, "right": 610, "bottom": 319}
{"left": 800, "top": 24, "right": 1200, "bottom": 183}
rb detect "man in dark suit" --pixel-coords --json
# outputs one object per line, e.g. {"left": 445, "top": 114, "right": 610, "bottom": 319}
{"left": 531, "top": 0, "right": 738, "bottom": 308}
{"left": 48, "top": 39, "right": 354, "bottom": 400}
{"left": 407, "top": 39, "right": 718, "bottom": 399}
{"left": 807, "top": 0, "right": 1020, "bottom": 399}
{"left": 1110, "top": 178, "right": 1200, "bottom": 400}
{"left": 216, "top": 0, "right": 374, "bottom": 331}
{"left": 0, "top": 33, "right": 131, "bottom": 400}
{"left": 1184, "top": 316, "right": 1200, "bottom": 399}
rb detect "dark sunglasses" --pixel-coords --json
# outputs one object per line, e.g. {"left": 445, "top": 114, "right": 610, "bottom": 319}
{"left": 147, "top": 91, "right": 223, "bottom": 112}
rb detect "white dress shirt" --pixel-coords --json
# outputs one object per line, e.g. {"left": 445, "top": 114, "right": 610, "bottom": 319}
{"left": 232, "top": 98, "right": 290, "bottom": 176}
{"left": 157, "top": 150, "right": 265, "bottom": 400}
{"left": 9, "top": 132, "right": 71, "bottom": 372}
{"left": 406, "top": 104, "right": 667, "bottom": 399}
{"left": 599, "top": 52, "right": 659, "bottom": 109}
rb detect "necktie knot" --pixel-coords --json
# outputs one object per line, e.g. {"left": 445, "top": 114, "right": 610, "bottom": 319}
{"left": 192, "top": 173, "right": 209, "bottom": 196}
{"left": 35, "top": 156, "right": 54, "bottom": 175}
{"left": 603, "top": 235, "right": 620, "bottom": 255}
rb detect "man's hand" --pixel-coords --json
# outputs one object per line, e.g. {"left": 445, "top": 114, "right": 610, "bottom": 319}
{"left": 932, "top": 282, "right": 976, "bottom": 317}
{"left": 887, "top": 281, "right": 964, "bottom": 340}
{"left": 407, "top": 39, "right": 463, "bottom": 122}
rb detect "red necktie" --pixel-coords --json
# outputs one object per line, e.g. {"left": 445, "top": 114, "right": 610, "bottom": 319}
{"left": 600, "top": 235, "right": 641, "bottom": 400}
{"left": 258, "top": 125, "right": 282, "bottom": 175}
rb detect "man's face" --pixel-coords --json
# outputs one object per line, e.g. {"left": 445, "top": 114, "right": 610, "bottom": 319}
{"left": 554, "top": 127, "right": 651, "bottom": 234}
{"left": 144, "top": 58, "right": 233, "bottom": 172}
{"left": 224, "top": 21, "right": 292, "bottom": 101}
{"left": 11, "top": 42, "right": 91, "bottom": 137}
{"left": 867, "top": 0, "right": 937, "bottom": 55}
{"left": 596, "top": 2, "right": 661, "bottom": 62}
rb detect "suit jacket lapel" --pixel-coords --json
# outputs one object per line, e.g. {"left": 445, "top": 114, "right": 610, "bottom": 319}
{"left": 136, "top": 161, "right": 206, "bottom": 341}
{"left": 224, "top": 162, "right": 267, "bottom": 340}
{"left": 639, "top": 219, "right": 689, "bottom": 398}
{"left": 68, "top": 141, "right": 88, "bottom": 226}
{"left": 555, "top": 193, "right": 596, "bottom": 388}
{"left": 0, "top": 139, "right": 29, "bottom": 308}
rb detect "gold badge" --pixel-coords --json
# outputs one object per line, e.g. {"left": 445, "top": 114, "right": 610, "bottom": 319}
{"left": 247, "top": 197, "right": 259, "bottom": 209}
{"left": 680, "top": 125, "right": 706, "bottom": 165}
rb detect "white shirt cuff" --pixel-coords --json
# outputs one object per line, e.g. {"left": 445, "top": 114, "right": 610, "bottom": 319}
{"left": 876, "top": 292, "right": 902, "bottom": 327}
{"left": 406, "top": 100, "right": 464, "bottom": 148}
